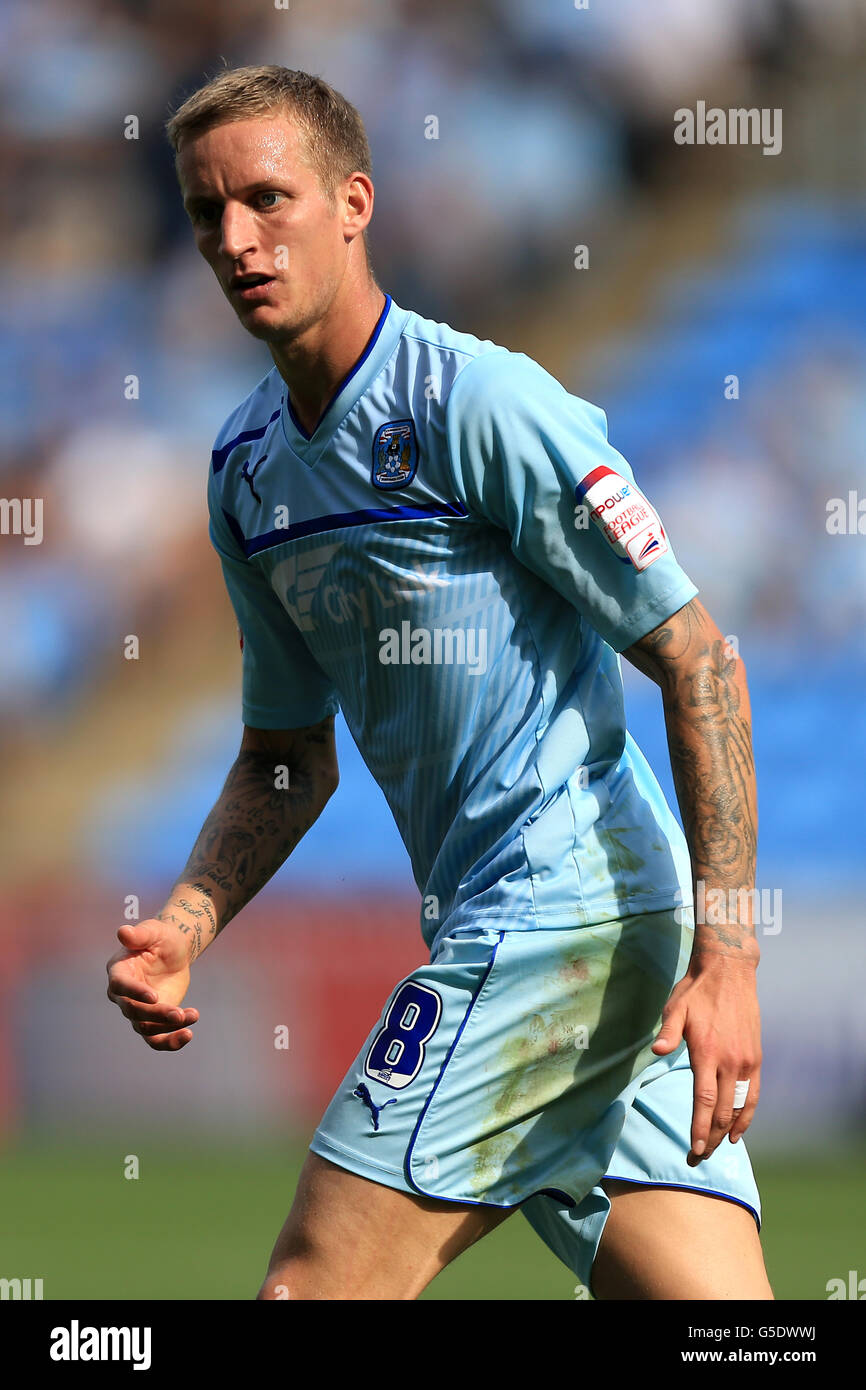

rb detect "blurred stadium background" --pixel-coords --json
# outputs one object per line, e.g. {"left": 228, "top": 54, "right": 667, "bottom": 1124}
{"left": 1, "top": 0, "right": 864, "bottom": 1299}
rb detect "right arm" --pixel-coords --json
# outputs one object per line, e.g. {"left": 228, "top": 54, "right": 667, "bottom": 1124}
{"left": 105, "top": 717, "right": 338, "bottom": 1050}
{"left": 158, "top": 718, "right": 339, "bottom": 962}
{"left": 110, "top": 419, "right": 342, "bottom": 1049}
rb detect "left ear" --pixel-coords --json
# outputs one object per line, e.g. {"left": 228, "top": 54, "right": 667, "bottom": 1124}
{"left": 341, "top": 172, "right": 375, "bottom": 243}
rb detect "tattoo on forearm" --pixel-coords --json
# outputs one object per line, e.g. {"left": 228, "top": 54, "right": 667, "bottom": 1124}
{"left": 161, "top": 730, "right": 331, "bottom": 955}
{"left": 642, "top": 602, "right": 758, "bottom": 956}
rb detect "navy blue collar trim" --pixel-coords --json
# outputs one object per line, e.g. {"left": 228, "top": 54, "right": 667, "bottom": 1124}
{"left": 285, "top": 293, "right": 393, "bottom": 441}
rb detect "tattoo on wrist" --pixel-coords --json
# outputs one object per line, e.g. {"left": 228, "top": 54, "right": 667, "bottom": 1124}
{"left": 156, "top": 907, "right": 204, "bottom": 960}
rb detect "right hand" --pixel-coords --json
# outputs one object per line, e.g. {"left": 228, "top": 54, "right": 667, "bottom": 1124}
{"left": 106, "top": 921, "right": 200, "bottom": 1051}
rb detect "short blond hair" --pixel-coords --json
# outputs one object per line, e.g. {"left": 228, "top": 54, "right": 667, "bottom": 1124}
{"left": 165, "top": 64, "right": 373, "bottom": 201}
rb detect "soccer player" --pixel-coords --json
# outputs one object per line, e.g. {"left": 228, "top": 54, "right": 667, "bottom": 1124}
{"left": 106, "top": 65, "right": 772, "bottom": 1300}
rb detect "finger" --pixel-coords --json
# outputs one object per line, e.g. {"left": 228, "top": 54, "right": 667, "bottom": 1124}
{"left": 730, "top": 1071, "right": 760, "bottom": 1143}
{"left": 652, "top": 1004, "right": 686, "bottom": 1056}
{"left": 133, "top": 1011, "right": 198, "bottom": 1036}
{"left": 107, "top": 976, "right": 158, "bottom": 1007}
{"left": 108, "top": 991, "right": 164, "bottom": 1018}
{"left": 141, "top": 1027, "right": 194, "bottom": 1052}
{"left": 701, "top": 1070, "right": 738, "bottom": 1161}
{"left": 687, "top": 1064, "right": 717, "bottom": 1166}
{"left": 123, "top": 1001, "right": 199, "bottom": 1027}
{"left": 116, "top": 922, "right": 162, "bottom": 952}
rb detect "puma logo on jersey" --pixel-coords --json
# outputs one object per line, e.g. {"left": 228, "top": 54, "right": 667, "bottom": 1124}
{"left": 241, "top": 452, "right": 268, "bottom": 503}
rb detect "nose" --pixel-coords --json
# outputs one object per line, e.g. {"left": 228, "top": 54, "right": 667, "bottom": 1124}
{"left": 219, "top": 201, "right": 257, "bottom": 261}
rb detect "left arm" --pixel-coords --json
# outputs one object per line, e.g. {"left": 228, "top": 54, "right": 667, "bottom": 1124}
{"left": 443, "top": 353, "right": 761, "bottom": 1163}
{"left": 623, "top": 596, "right": 761, "bottom": 1164}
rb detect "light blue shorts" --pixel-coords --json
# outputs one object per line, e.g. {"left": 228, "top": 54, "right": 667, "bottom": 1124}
{"left": 311, "top": 908, "right": 760, "bottom": 1292}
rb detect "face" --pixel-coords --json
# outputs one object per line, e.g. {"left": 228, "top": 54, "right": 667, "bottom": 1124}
{"left": 178, "top": 115, "right": 358, "bottom": 342}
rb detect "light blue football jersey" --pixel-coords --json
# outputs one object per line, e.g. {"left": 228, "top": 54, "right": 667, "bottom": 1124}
{"left": 207, "top": 294, "right": 698, "bottom": 949}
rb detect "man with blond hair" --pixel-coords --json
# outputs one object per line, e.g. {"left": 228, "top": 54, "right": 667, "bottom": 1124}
{"left": 107, "top": 65, "right": 772, "bottom": 1301}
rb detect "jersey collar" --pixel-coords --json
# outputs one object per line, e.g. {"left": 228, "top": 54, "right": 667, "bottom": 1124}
{"left": 279, "top": 293, "right": 409, "bottom": 465}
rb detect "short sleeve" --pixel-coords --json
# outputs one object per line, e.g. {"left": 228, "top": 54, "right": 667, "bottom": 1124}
{"left": 444, "top": 351, "right": 698, "bottom": 652}
{"left": 207, "top": 474, "right": 340, "bottom": 729}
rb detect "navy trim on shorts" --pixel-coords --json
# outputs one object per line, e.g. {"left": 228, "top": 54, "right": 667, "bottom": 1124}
{"left": 402, "top": 933, "right": 578, "bottom": 1211}
{"left": 403, "top": 931, "right": 505, "bottom": 1202}
{"left": 398, "top": 935, "right": 580, "bottom": 1212}
{"left": 603, "top": 1174, "right": 761, "bottom": 1229}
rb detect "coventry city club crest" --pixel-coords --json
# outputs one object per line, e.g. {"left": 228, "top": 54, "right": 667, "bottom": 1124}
{"left": 372, "top": 419, "right": 418, "bottom": 490}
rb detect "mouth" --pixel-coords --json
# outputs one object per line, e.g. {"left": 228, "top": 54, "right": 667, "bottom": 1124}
{"left": 230, "top": 272, "right": 277, "bottom": 301}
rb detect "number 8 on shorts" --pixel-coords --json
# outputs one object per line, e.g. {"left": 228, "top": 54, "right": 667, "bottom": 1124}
{"left": 364, "top": 982, "right": 442, "bottom": 1090}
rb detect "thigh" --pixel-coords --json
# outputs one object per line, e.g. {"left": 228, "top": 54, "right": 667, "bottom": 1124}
{"left": 257, "top": 1150, "right": 513, "bottom": 1300}
{"left": 520, "top": 1048, "right": 766, "bottom": 1295}
{"left": 277, "top": 910, "right": 693, "bottom": 1298}
{"left": 592, "top": 1179, "right": 774, "bottom": 1300}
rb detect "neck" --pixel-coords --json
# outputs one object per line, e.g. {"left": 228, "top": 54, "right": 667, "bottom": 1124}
{"left": 269, "top": 278, "right": 386, "bottom": 437}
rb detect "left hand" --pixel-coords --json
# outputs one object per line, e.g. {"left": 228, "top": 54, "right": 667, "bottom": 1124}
{"left": 651, "top": 955, "right": 761, "bottom": 1166}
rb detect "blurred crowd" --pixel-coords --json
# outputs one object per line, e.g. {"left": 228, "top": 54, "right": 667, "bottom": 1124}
{"left": 1, "top": 0, "right": 864, "bottom": 885}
